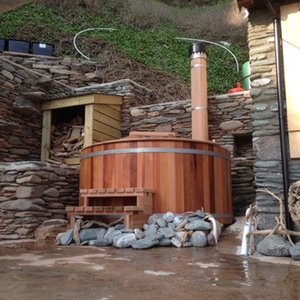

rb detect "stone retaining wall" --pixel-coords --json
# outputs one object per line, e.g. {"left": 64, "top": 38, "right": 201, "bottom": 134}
{"left": 0, "top": 162, "right": 79, "bottom": 240}
{"left": 0, "top": 54, "right": 153, "bottom": 162}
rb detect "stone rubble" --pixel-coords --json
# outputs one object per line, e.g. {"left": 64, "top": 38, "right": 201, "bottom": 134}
{"left": 56, "top": 211, "right": 223, "bottom": 250}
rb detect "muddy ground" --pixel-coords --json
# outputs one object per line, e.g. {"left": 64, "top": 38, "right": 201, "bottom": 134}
{"left": 0, "top": 220, "right": 300, "bottom": 300}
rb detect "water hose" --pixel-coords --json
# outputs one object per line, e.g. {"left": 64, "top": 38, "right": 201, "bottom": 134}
{"left": 176, "top": 37, "right": 240, "bottom": 74}
{"left": 73, "top": 27, "right": 117, "bottom": 60}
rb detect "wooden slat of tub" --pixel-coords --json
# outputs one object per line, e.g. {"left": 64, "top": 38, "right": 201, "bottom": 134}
{"left": 97, "top": 153, "right": 104, "bottom": 189}
{"left": 203, "top": 144, "right": 213, "bottom": 213}
{"left": 215, "top": 149, "right": 229, "bottom": 220}
{"left": 162, "top": 140, "right": 174, "bottom": 213}
{"left": 182, "top": 142, "right": 193, "bottom": 212}
{"left": 213, "top": 156, "right": 223, "bottom": 216}
{"left": 115, "top": 151, "right": 123, "bottom": 187}
{"left": 138, "top": 140, "right": 154, "bottom": 189}
{"left": 137, "top": 145, "right": 150, "bottom": 189}
{"left": 129, "top": 141, "right": 137, "bottom": 187}
{"left": 167, "top": 149, "right": 177, "bottom": 213}
{"left": 154, "top": 140, "right": 165, "bottom": 212}
{"left": 104, "top": 143, "right": 114, "bottom": 188}
{"left": 174, "top": 142, "right": 185, "bottom": 213}
{"left": 80, "top": 147, "right": 93, "bottom": 206}
{"left": 227, "top": 158, "right": 233, "bottom": 222}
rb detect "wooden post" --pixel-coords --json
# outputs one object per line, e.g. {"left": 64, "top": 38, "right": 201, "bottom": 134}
{"left": 189, "top": 43, "right": 208, "bottom": 141}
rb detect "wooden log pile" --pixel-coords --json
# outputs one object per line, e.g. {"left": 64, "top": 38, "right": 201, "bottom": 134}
{"left": 48, "top": 116, "right": 84, "bottom": 164}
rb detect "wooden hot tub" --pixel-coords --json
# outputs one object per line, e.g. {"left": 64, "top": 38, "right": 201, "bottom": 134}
{"left": 80, "top": 137, "right": 233, "bottom": 224}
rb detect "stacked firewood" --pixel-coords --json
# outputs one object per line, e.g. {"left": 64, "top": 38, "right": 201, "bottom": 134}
{"left": 48, "top": 116, "right": 84, "bottom": 164}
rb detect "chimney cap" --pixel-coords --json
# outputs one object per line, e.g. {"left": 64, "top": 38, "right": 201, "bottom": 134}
{"left": 189, "top": 42, "right": 207, "bottom": 58}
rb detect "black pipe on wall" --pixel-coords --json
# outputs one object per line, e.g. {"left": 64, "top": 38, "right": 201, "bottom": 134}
{"left": 265, "top": 0, "right": 292, "bottom": 230}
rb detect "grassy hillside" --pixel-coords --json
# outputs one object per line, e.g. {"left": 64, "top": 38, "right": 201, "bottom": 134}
{"left": 0, "top": 0, "right": 248, "bottom": 100}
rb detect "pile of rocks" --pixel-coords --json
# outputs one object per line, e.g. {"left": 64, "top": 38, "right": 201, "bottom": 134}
{"left": 56, "top": 211, "right": 223, "bottom": 249}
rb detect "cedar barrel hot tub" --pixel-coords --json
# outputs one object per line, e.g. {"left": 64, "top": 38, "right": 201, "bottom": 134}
{"left": 78, "top": 43, "right": 233, "bottom": 225}
{"left": 80, "top": 136, "right": 233, "bottom": 224}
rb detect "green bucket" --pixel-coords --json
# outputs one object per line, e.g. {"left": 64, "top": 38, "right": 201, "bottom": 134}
{"left": 242, "top": 61, "right": 251, "bottom": 91}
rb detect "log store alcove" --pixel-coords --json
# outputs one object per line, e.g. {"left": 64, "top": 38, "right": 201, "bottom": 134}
{"left": 41, "top": 94, "right": 122, "bottom": 166}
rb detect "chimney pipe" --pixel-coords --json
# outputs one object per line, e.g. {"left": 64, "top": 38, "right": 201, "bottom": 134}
{"left": 189, "top": 42, "right": 208, "bottom": 140}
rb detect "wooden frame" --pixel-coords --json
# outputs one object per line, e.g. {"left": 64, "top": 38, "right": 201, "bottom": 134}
{"left": 41, "top": 94, "right": 122, "bottom": 163}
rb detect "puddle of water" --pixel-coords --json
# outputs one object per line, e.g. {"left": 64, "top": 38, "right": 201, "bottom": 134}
{"left": 144, "top": 270, "right": 176, "bottom": 276}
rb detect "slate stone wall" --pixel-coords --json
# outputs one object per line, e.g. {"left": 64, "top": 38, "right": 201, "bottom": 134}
{"left": 248, "top": 8, "right": 300, "bottom": 229}
{"left": 0, "top": 54, "right": 153, "bottom": 163}
{"left": 0, "top": 162, "right": 79, "bottom": 240}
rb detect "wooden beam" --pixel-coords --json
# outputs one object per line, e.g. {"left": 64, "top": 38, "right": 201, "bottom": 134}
{"left": 41, "top": 94, "right": 122, "bottom": 110}
{"left": 41, "top": 110, "right": 51, "bottom": 162}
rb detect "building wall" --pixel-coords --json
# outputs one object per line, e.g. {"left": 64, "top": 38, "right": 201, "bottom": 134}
{"left": 248, "top": 7, "right": 300, "bottom": 229}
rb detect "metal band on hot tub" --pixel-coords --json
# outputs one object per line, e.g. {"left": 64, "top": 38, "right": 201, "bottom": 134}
{"left": 80, "top": 147, "right": 231, "bottom": 161}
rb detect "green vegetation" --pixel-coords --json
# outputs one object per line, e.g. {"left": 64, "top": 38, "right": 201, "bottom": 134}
{"left": 0, "top": 0, "right": 248, "bottom": 95}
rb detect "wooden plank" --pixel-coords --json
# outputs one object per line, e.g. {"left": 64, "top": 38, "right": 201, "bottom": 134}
{"left": 95, "top": 104, "right": 121, "bottom": 120}
{"left": 93, "top": 120, "right": 121, "bottom": 140}
{"left": 174, "top": 141, "right": 185, "bottom": 212}
{"left": 41, "top": 94, "right": 122, "bottom": 110}
{"left": 41, "top": 110, "right": 51, "bottom": 162}
{"left": 94, "top": 94, "right": 122, "bottom": 105}
{"left": 66, "top": 206, "right": 75, "bottom": 212}
{"left": 93, "top": 118, "right": 121, "bottom": 136}
{"left": 203, "top": 144, "right": 211, "bottom": 213}
{"left": 126, "top": 214, "right": 151, "bottom": 229}
{"left": 64, "top": 157, "right": 80, "bottom": 165}
{"left": 93, "top": 108, "right": 121, "bottom": 130}
{"left": 84, "top": 104, "right": 94, "bottom": 147}
{"left": 129, "top": 131, "right": 176, "bottom": 138}
{"left": 124, "top": 206, "right": 143, "bottom": 212}
{"left": 281, "top": 3, "right": 300, "bottom": 158}
{"left": 167, "top": 150, "right": 178, "bottom": 212}
{"left": 289, "top": 132, "right": 300, "bottom": 158}
{"left": 79, "top": 147, "right": 93, "bottom": 206}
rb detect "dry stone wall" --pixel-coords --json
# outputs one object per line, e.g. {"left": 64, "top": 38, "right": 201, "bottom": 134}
{"left": 0, "top": 54, "right": 153, "bottom": 163}
{"left": 0, "top": 162, "right": 79, "bottom": 240}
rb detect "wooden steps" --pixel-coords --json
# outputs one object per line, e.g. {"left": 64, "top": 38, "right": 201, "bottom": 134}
{"left": 66, "top": 188, "right": 155, "bottom": 229}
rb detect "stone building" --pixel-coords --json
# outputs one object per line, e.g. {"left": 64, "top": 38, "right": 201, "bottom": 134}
{"left": 237, "top": 0, "right": 300, "bottom": 230}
